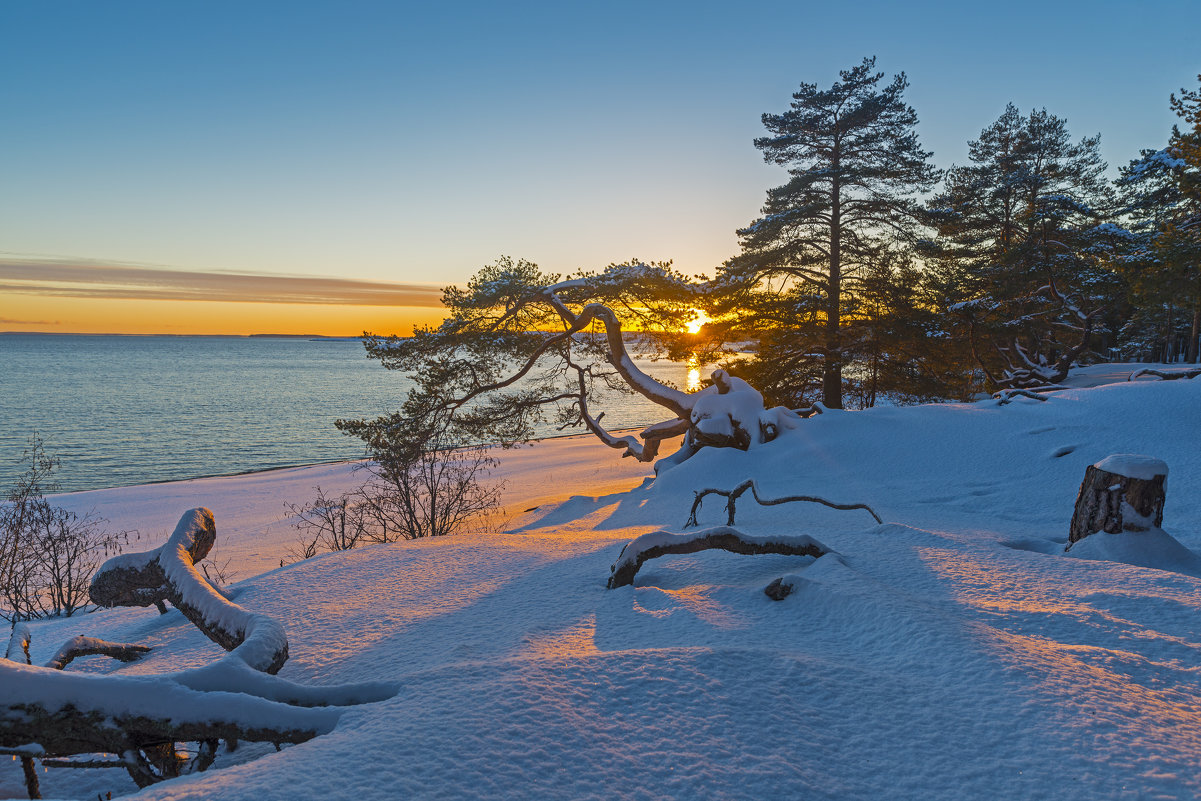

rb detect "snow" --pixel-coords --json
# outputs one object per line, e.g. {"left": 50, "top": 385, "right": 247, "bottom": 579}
{"left": 1066, "top": 528, "right": 1201, "bottom": 576}
{"left": 6, "top": 375, "right": 1201, "bottom": 799}
{"left": 1093, "top": 454, "right": 1169, "bottom": 480}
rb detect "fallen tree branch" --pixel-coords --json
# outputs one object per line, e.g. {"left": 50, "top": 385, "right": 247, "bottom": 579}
{"left": 607, "top": 526, "right": 832, "bottom": 589}
{"left": 684, "top": 479, "right": 882, "bottom": 529}
{"left": 3, "top": 507, "right": 397, "bottom": 793}
{"left": 993, "top": 388, "right": 1052, "bottom": 406}
{"left": 45, "top": 636, "right": 153, "bottom": 671}
{"left": 1128, "top": 367, "right": 1201, "bottom": 381}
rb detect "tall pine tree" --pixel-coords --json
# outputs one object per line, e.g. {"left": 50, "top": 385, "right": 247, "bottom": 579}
{"left": 720, "top": 57, "right": 938, "bottom": 409}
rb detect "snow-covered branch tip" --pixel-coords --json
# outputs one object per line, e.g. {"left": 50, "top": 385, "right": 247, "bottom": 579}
{"left": 993, "top": 388, "right": 1053, "bottom": 405}
{"left": 684, "top": 479, "right": 882, "bottom": 529}
{"left": 1128, "top": 367, "right": 1201, "bottom": 382}
{"left": 45, "top": 636, "right": 152, "bottom": 671}
{"left": 607, "top": 527, "right": 832, "bottom": 589}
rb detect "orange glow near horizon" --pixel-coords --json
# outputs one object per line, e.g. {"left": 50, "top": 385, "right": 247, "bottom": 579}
{"left": 0, "top": 295, "right": 448, "bottom": 336}
{"left": 685, "top": 309, "right": 711, "bottom": 334}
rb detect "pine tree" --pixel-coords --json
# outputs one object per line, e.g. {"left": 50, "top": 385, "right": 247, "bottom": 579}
{"left": 720, "top": 57, "right": 938, "bottom": 409}
{"left": 929, "top": 105, "right": 1118, "bottom": 387}
{"left": 1120, "top": 75, "right": 1201, "bottom": 362}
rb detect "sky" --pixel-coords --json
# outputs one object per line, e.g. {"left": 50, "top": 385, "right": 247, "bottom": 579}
{"left": 1, "top": 0, "right": 1198, "bottom": 335}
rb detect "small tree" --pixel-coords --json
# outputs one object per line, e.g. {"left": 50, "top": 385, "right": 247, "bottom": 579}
{"left": 285, "top": 441, "right": 503, "bottom": 563}
{"left": 285, "top": 486, "right": 371, "bottom": 562}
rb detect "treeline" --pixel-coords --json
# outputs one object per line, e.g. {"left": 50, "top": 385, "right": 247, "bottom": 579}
{"left": 699, "top": 58, "right": 1201, "bottom": 409}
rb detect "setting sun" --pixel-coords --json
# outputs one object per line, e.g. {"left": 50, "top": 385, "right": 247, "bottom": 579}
{"left": 685, "top": 309, "right": 711, "bottom": 334}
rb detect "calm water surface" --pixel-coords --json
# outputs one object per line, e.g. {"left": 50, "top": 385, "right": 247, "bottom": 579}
{"left": 0, "top": 334, "right": 699, "bottom": 492}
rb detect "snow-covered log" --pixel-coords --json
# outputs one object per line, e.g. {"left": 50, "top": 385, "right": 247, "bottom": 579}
{"left": 3, "top": 508, "right": 397, "bottom": 792}
{"left": 684, "top": 479, "right": 882, "bottom": 528}
{"left": 1128, "top": 367, "right": 1201, "bottom": 381}
{"left": 1068, "top": 455, "right": 1168, "bottom": 546}
{"left": 607, "top": 526, "right": 831, "bottom": 589}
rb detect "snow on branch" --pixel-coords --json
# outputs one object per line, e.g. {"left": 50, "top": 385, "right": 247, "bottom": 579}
{"left": 683, "top": 479, "right": 882, "bottom": 529}
{"left": 607, "top": 526, "right": 832, "bottom": 589}
{"left": 91, "top": 508, "right": 288, "bottom": 673}
{"left": 1128, "top": 367, "right": 1201, "bottom": 382}
{"left": 45, "top": 635, "right": 152, "bottom": 671}
{"left": 3, "top": 508, "right": 397, "bottom": 792}
{"left": 993, "top": 388, "right": 1053, "bottom": 405}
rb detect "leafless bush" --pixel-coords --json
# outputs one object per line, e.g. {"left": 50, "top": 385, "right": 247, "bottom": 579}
{"left": 360, "top": 444, "right": 504, "bottom": 541}
{"left": 285, "top": 486, "right": 372, "bottom": 562}
{"left": 283, "top": 444, "right": 504, "bottom": 562}
{"left": 0, "top": 437, "right": 128, "bottom": 621}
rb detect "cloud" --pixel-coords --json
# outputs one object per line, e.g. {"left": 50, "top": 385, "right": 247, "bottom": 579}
{"left": 0, "top": 257, "right": 445, "bottom": 307}
{"left": 0, "top": 317, "right": 59, "bottom": 325}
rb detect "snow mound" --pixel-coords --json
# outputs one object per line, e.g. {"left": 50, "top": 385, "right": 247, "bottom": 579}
{"left": 1066, "top": 528, "right": 1201, "bottom": 576}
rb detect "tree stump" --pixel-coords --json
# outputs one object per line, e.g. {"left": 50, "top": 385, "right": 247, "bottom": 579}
{"left": 1068, "top": 454, "right": 1168, "bottom": 546}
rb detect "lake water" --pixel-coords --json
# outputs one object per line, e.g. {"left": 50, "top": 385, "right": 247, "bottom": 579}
{"left": 0, "top": 334, "right": 699, "bottom": 493}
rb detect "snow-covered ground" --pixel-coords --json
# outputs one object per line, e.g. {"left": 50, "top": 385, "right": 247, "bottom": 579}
{"left": 6, "top": 376, "right": 1201, "bottom": 800}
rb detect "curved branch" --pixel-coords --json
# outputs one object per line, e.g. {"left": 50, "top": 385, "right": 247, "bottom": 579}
{"left": 569, "top": 362, "right": 688, "bottom": 462}
{"left": 91, "top": 508, "right": 287, "bottom": 674}
{"left": 45, "top": 636, "right": 152, "bottom": 671}
{"left": 684, "top": 479, "right": 882, "bottom": 528}
{"left": 607, "top": 526, "right": 832, "bottom": 589}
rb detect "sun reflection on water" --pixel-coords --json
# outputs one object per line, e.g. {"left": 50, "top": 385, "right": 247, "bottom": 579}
{"left": 686, "top": 354, "right": 702, "bottom": 392}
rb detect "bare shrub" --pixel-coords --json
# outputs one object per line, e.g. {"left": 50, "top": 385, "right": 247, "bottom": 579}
{"left": 283, "top": 443, "right": 504, "bottom": 562}
{"left": 285, "top": 486, "right": 371, "bottom": 562}
{"left": 359, "top": 444, "right": 504, "bottom": 541}
{"left": 0, "top": 437, "right": 128, "bottom": 621}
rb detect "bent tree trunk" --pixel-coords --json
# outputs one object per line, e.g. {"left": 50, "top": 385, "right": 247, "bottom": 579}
{"left": 1068, "top": 455, "right": 1168, "bottom": 546}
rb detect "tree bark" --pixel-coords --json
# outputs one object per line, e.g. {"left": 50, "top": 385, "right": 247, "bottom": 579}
{"left": 1068, "top": 457, "right": 1168, "bottom": 546}
{"left": 825, "top": 166, "right": 844, "bottom": 409}
{"left": 1188, "top": 303, "right": 1200, "bottom": 364}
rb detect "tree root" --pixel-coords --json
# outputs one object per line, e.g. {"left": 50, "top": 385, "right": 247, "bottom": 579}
{"left": 607, "top": 526, "right": 831, "bottom": 588}
{"left": 684, "top": 479, "right": 882, "bottom": 528}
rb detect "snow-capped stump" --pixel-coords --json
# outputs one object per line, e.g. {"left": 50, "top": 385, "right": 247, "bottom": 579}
{"left": 607, "top": 526, "right": 832, "bottom": 589}
{"left": 1068, "top": 454, "right": 1168, "bottom": 547}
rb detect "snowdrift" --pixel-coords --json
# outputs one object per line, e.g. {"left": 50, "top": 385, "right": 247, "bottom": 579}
{"left": 5, "top": 377, "right": 1201, "bottom": 800}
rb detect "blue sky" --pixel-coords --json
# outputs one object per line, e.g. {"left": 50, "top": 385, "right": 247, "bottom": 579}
{"left": 1, "top": 0, "right": 1198, "bottom": 313}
